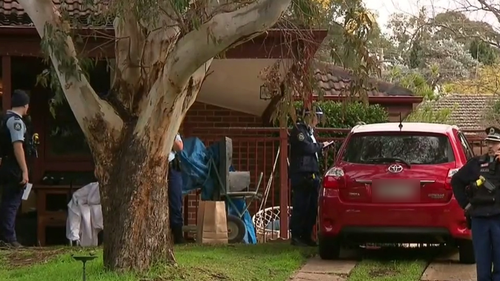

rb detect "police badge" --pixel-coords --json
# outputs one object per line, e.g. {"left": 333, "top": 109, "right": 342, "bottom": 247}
{"left": 13, "top": 122, "right": 22, "bottom": 131}
{"left": 297, "top": 133, "right": 305, "bottom": 141}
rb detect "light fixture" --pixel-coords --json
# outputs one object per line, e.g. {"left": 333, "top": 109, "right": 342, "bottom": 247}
{"left": 259, "top": 84, "right": 276, "bottom": 101}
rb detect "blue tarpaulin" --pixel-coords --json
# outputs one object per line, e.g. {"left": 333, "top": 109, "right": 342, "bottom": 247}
{"left": 179, "top": 137, "right": 257, "bottom": 244}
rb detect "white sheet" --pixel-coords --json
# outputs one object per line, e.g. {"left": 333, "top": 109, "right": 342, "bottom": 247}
{"left": 66, "top": 182, "right": 103, "bottom": 247}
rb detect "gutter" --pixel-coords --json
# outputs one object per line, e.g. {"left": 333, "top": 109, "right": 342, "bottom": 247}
{"left": 316, "top": 96, "right": 423, "bottom": 104}
{"left": 0, "top": 26, "right": 328, "bottom": 42}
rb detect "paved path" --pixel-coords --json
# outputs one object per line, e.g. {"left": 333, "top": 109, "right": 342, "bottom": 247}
{"left": 421, "top": 250, "right": 476, "bottom": 281}
{"left": 290, "top": 250, "right": 359, "bottom": 281}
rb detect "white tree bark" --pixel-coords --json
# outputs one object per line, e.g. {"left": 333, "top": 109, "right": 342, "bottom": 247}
{"left": 19, "top": 0, "right": 291, "bottom": 149}
{"left": 134, "top": 0, "right": 293, "bottom": 153}
{"left": 18, "top": 0, "right": 294, "bottom": 271}
{"left": 17, "top": 0, "right": 124, "bottom": 150}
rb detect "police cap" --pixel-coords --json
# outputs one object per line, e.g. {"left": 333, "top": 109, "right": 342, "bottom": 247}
{"left": 303, "top": 105, "right": 323, "bottom": 116}
{"left": 11, "top": 89, "right": 30, "bottom": 107}
{"left": 485, "top": 126, "right": 500, "bottom": 142}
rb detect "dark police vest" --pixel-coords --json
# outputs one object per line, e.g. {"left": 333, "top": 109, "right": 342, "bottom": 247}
{"left": 289, "top": 122, "right": 320, "bottom": 175}
{"left": 469, "top": 155, "right": 500, "bottom": 217}
{"left": 0, "top": 113, "right": 30, "bottom": 182}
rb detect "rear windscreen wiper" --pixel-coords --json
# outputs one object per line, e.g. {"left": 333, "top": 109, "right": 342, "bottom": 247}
{"left": 365, "top": 157, "right": 411, "bottom": 168}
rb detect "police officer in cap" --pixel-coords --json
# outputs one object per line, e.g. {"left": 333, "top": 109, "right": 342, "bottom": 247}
{"left": 289, "top": 105, "right": 330, "bottom": 247}
{"left": 0, "top": 89, "right": 31, "bottom": 248}
{"left": 451, "top": 126, "right": 500, "bottom": 281}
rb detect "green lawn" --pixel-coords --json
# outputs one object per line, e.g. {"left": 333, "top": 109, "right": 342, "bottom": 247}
{"left": 0, "top": 243, "right": 316, "bottom": 281}
{"left": 348, "top": 260, "right": 427, "bottom": 281}
{"left": 347, "top": 247, "right": 438, "bottom": 281}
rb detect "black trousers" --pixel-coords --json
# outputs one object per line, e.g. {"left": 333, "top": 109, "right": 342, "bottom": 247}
{"left": 0, "top": 181, "right": 23, "bottom": 242}
{"left": 168, "top": 166, "right": 183, "bottom": 228}
{"left": 289, "top": 173, "right": 319, "bottom": 240}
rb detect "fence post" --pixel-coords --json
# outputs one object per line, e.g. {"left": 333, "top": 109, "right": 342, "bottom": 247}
{"left": 279, "top": 127, "right": 289, "bottom": 239}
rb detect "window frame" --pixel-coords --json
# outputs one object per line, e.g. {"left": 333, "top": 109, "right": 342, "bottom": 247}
{"left": 457, "top": 132, "right": 474, "bottom": 160}
{"left": 342, "top": 132, "right": 456, "bottom": 165}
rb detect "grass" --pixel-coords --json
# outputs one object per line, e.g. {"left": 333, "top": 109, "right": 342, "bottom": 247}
{"left": 0, "top": 243, "right": 316, "bottom": 281}
{"left": 347, "top": 247, "right": 437, "bottom": 281}
{"left": 348, "top": 260, "right": 428, "bottom": 281}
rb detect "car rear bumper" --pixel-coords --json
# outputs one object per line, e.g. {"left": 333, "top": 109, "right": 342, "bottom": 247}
{"left": 319, "top": 194, "right": 471, "bottom": 242}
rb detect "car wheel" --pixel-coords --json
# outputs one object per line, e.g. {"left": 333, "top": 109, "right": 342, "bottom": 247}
{"left": 318, "top": 234, "right": 341, "bottom": 260}
{"left": 458, "top": 239, "right": 475, "bottom": 264}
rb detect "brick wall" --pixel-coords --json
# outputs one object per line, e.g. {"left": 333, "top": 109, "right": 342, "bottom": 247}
{"left": 181, "top": 102, "right": 280, "bottom": 226}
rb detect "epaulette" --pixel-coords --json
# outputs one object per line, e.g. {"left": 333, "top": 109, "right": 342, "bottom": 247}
{"left": 478, "top": 155, "right": 488, "bottom": 163}
{"left": 295, "top": 122, "right": 307, "bottom": 128}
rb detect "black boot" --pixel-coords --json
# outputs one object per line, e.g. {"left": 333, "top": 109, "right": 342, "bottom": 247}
{"left": 302, "top": 233, "right": 317, "bottom": 247}
{"left": 291, "top": 236, "right": 308, "bottom": 247}
{"left": 173, "top": 226, "right": 185, "bottom": 245}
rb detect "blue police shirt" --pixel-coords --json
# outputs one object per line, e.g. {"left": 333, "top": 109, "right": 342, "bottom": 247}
{"left": 5, "top": 111, "right": 26, "bottom": 143}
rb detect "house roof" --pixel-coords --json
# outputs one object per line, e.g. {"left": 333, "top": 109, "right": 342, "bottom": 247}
{"left": 314, "top": 62, "right": 415, "bottom": 97}
{"left": 0, "top": 0, "right": 110, "bottom": 26}
{"left": 425, "top": 93, "right": 495, "bottom": 131}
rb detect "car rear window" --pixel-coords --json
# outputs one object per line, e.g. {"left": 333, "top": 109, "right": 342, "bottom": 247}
{"left": 342, "top": 133, "right": 455, "bottom": 164}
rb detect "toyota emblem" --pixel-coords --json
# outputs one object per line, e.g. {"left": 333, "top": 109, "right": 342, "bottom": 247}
{"left": 387, "top": 163, "right": 404, "bottom": 173}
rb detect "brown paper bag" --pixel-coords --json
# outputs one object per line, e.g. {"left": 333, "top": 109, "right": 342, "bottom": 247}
{"left": 196, "top": 201, "right": 228, "bottom": 244}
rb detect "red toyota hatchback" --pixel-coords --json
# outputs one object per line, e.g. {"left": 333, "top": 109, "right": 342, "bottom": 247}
{"left": 319, "top": 122, "right": 475, "bottom": 264}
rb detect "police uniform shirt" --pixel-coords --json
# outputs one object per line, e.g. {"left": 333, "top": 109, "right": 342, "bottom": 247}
{"left": 6, "top": 111, "right": 26, "bottom": 144}
{"left": 168, "top": 134, "right": 182, "bottom": 163}
{"left": 452, "top": 126, "right": 500, "bottom": 212}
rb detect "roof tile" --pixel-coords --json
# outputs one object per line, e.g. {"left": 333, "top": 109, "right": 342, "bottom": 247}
{"left": 0, "top": 0, "right": 108, "bottom": 25}
{"left": 313, "top": 62, "right": 414, "bottom": 97}
{"left": 424, "top": 93, "right": 495, "bottom": 131}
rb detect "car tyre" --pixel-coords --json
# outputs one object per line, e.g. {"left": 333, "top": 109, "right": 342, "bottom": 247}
{"left": 318, "top": 234, "right": 341, "bottom": 260}
{"left": 458, "top": 239, "right": 475, "bottom": 264}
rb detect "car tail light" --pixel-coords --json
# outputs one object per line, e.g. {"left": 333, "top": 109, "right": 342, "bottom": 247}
{"left": 323, "top": 167, "right": 344, "bottom": 190}
{"left": 445, "top": 168, "right": 460, "bottom": 189}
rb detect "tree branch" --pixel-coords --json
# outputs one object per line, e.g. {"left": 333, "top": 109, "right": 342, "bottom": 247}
{"left": 112, "top": 4, "right": 180, "bottom": 117}
{"left": 168, "top": 0, "right": 292, "bottom": 88}
{"left": 476, "top": 0, "right": 500, "bottom": 23}
{"left": 17, "top": 0, "right": 124, "bottom": 143}
{"left": 133, "top": 0, "right": 292, "bottom": 155}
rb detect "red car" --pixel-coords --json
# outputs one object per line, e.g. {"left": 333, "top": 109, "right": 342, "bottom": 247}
{"left": 319, "top": 122, "right": 475, "bottom": 264}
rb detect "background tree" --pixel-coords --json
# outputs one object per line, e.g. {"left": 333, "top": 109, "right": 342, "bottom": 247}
{"left": 314, "top": 0, "right": 388, "bottom": 71}
{"left": 385, "top": 9, "right": 482, "bottom": 84}
{"left": 18, "top": 0, "right": 379, "bottom": 273}
{"left": 469, "top": 39, "right": 498, "bottom": 65}
{"left": 446, "top": 64, "right": 500, "bottom": 94}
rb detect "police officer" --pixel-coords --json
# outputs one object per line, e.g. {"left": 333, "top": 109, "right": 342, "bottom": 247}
{"left": 289, "top": 105, "right": 329, "bottom": 247}
{"left": 451, "top": 126, "right": 500, "bottom": 281}
{"left": 0, "top": 90, "right": 31, "bottom": 248}
{"left": 169, "top": 133, "right": 184, "bottom": 244}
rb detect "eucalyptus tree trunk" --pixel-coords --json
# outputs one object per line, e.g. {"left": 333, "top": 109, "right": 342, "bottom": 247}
{"left": 18, "top": 0, "right": 292, "bottom": 271}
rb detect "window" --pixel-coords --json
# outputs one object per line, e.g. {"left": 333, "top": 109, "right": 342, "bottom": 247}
{"left": 0, "top": 59, "right": 3, "bottom": 112}
{"left": 46, "top": 60, "right": 110, "bottom": 157}
{"left": 343, "top": 133, "right": 455, "bottom": 164}
{"left": 46, "top": 98, "right": 91, "bottom": 156}
{"left": 458, "top": 132, "right": 474, "bottom": 160}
